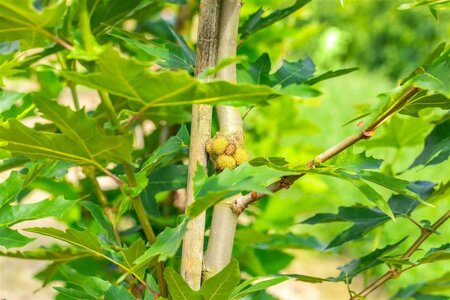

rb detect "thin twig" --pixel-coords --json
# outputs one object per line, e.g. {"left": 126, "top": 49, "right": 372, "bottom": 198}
{"left": 232, "top": 87, "right": 420, "bottom": 214}
{"left": 352, "top": 210, "right": 450, "bottom": 299}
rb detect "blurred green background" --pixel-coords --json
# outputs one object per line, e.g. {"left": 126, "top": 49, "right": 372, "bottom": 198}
{"left": 236, "top": 0, "right": 449, "bottom": 297}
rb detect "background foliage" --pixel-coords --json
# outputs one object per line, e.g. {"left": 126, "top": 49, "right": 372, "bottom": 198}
{"left": 0, "top": 0, "right": 449, "bottom": 299}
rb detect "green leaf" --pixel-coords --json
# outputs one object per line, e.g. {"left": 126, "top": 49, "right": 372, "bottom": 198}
{"left": 0, "top": 117, "right": 131, "bottom": 171}
{"left": 237, "top": 53, "right": 272, "bottom": 85}
{"left": 232, "top": 276, "right": 289, "bottom": 299}
{"left": 164, "top": 267, "right": 201, "bottom": 300}
{"left": 304, "top": 67, "right": 360, "bottom": 85}
{"left": 142, "top": 164, "right": 188, "bottom": 216}
{"left": 80, "top": 201, "right": 117, "bottom": 244}
{"left": 0, "top": 171, "right": 24, "bottom": 208}
{"left": 239, "top": 0, "right": 312, "bottom": 41}
{"left": 419, "top": 243, "right": 450, "bottom": 264}
{"left": 391, "top": 272, "right": 450, "bottom": 300}
{"left": 271, "top": 58, "right": 315, "bottom": 88}
{"left": 0, "top": 91, "right": 26, "bottom": 114}
{"left": 23, "top": 226, "right": 147, "bottom": 284}
{"left": 140, "top": 125, "right": 189, "bottom": 174}
{"left": 401, "top": 93, "right": 450, "bottom": 117}
{"left": 237, "top": 54, "right": 320, "bottom": 97}
{"left": 410, "top": 118, "right": 450, "bottom": 168}
{"left": 63, "top": 47, "right": 275, "bottom": 117}
{"left": 333, "top": 238, "right": 407, "bottom": 283}
{"left": 109, "top": 31, "right": 195, "bottom": 72}
{"left": 0, "top": 0, "right": 67, "bottom": 50}
{"left": 132, "top": 217, "right": 189, "bottom": 270}
{"left": 58, "top": 265, "right": 136, "bottom": 300}
{"left": 0, "top": 196, "right": 77, "bottom": 226}
{"left": 24, "top": 227, "right": 102, "bottom": 253}
{"left": 325, "top": 148, "right": 383, "bottom": 172}
{"left": 187, "top": 163, "right": 297, "bottom": 217}
{"left": 411, "top": 47, "right": 450, "bottom": 97}
{"left": 301, "top": 181, "right": 434, "bottom": 248}
{"left": 0, "top": 227, "right": 35, "bottom": 248}
{"left": 291, "top": 274, "right": 331, "bottom": 283}
{"left": 122, "top": 238, "right": 147, "bottom": 279}
{"left": 54, "top": 287, "right": 97, "bottom": 300}
{"left": 0, "top": 245, "right": 89, "bottom": 261}
{"left": 88, "top": 0, "right": 160, "bottom": 35}
{"left": 34, "top": 97, "right": 133, "bottom": 163}
{"left": 201, "top": 259, "right": 241, "bottom": 300}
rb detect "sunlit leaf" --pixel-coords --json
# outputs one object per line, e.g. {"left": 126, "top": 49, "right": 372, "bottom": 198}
{"left": 0, "top": 227, "right": 35, "bottom": 249}
{"left": 0, "top": 0, "right": 67, "bottom": 50}
{"left": 239, "top": 0, "right": 312, "bottom": 41}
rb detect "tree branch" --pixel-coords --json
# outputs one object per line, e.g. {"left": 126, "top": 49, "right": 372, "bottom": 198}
{"left": 123, "top": 163, "right": 167, "bottom": 297}
{"left": 352, "top": 210, "right": 450, "bottom": 299}
{"left": 232, "top": 87, "right": 420, "bottom": 214}
{"left": 180, "top": 0, "right": 221, "bottom": 290}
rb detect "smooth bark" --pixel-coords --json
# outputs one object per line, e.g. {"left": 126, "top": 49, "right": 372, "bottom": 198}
{"left": 180, "top": 0, "right": 221, "bottom": 290}
{"left": 203, "top": 0, "right": 242, "bottom": 280}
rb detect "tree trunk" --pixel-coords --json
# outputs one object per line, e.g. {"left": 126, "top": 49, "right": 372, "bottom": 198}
{"left": 180, "top": 0, "right": 221, "bottom": 290}
{"left": 203, "top": 0, "right": 242, "bottom": 280}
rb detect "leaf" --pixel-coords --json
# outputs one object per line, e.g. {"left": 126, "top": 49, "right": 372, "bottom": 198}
{"left": 232, "top": 276, "right": 289, "bottom": 299}
{"left": 237, "top": 54, "right": 319, "bottom": 97}
{"left": 0, "top": 0, "right": 67, "bottom": 50}
{"left": 201, "top": 259, "right": 241, "bottom": 300}
{"left": 142, "top": 164, "right": 188, "bottom": 216}
{"left": 109, "top": 31, "right": 195, "bottom": 72}
{"left": 333, "top": 238, "right": 407, "bottom": 283}
{"left": 0, "top": 245, "right": 89, "bottom": 261}
{"left": 291, "top": 274, "right": 331, "bottom": 283}
{"left": 24, "top": 227, "right": 103, "bottom": 253}
{"left": 239, "top": 0, "right": 312, "bottom": 41}
{"left": 391, "top": 273, "right": 450, "bottom": 300}
{"left": 0, "top": 109, "right": 132, "bottom": 170}
{"left": 88, "top": 0, "right": 160, "bottom": 35}
{"left": 0, "top": 227, "right": 35, "bottom": 248}
{"left": 0, "top": 91, "right": 26, "bottom": 114}
{"left": 271, "top": 58, "right": 315, "bottom": 88}
{"left": 122, "top": 238, "right": 147, "bottom": 279}
{"left": 132, "top": 217, "right": 189, "bottom": 271}
{"left": 164, "top": 267, "right": 201, "bottom": 300}
{"left": 0, "top": 196, "right": 77, "bottom": 226}
{"left": 187, "top": 163, "right": 297, "bottom": 217}
{"left": 419, "top": 243, "right": 450, "bottom": 264}
{"left": 80, "top": 201, "right": 117, "bottom": 244}
{"left": 34, "top": 97, "right": 133, "bottom": 163}
{"left": 411, "top": 47, "right": 450, "bottom": 97}
{"left": 410, "top": 119, "right": 450, "bottom": 168}
{"left": 140, "top": 125, "right": 189, "bottom": 174}
{"left": 301, "top": 181, "right": 434, "bottom": 248}
{"left": 400, "top": 93, "right": 450, "bottom": 117}
{"left": 237, "top": 53, "right": 272, "bottom": 85}
{"left": 58, "top": 265, "right": 136, "bottom": 300}
{"left": 326, "top": 148, "right": 383, "bottom": 172}
{"left": 54, "top": 287, "right": 97, "bottom": 300}
{"left": 63, "top": 47, "right": 276, "bottom": 117}
{"left": 0, "top": 171, "right": 24, "bottom": 208}
{"left": 304, "top": 67, "right": 360, "bottom": 85}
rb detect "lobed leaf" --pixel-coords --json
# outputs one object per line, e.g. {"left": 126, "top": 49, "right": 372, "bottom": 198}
{"left": 0, "top": 0, "right": 67, "bottom": 50}
{"left": 239, "top": 0, "right": 311, "bottom": 41}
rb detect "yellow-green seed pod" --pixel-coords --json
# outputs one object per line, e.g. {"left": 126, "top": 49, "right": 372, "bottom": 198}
{"left": 205, "top": 139, "right": 213, "bottom": 154}
{"left": 224, "top": 143, "right": 237, "bottom": 156}
{"left": 211, "top": 137, "right": 228, "bottom": 155}
{"left": 216, "top": 154, "right": 237, "bottom": 170}
{"left": 234, "top": 148, "right": 249, "bottom": 165}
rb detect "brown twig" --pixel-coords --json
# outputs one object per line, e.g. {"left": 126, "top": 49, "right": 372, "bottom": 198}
{"left": 232, "top": 87, "right": 420, "bottom": 214}
{"left": 352, "top": 210, "right": 450, "bottom": 299}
